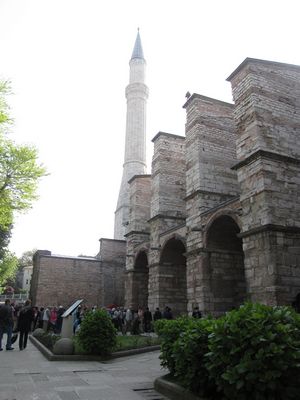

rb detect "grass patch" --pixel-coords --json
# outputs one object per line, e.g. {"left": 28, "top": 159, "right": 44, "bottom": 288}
{"left": 35, "top": 332, "right": 160, "bottom": 355}
{"left": 74, "top": 334, "right": 160, "bottom": 354}
{"left": 114, "top": 335, "right": 161, "bottom": 351}
{"left": 34, "top": 332, "right": 60, "bottom": 351}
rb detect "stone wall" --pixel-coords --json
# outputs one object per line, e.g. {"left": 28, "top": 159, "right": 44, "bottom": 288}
{"left": 98, "top": 238, "right": 126, "bottom": 307}
{"left": 124, "top": 175, "right": 151, "bottom": 309}
{"left": 30, "top": 251, "right": 101, "bottom": 308}
{"left": 228, "top": 58, "right": 300, "bottom": 304}
{"left": 182, "top": 94, "right": 243, "bottom": 314}
{"left": 149, "top": 132, "right": 186, "bottom": 264}
{"left": 146, "top": 132, "right": 187, "bottom": 314}
{"left": 31, "top": 240, "right": 126, "bottom": 308}
{"left": 150, "top": 132, "right": 186, "bottom": 219}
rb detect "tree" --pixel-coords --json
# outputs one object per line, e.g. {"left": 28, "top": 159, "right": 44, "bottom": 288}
{"left": 0, "top": 137, "right": 47, "bottom": 228}
{"left": 0, "top": 80, "right": 12, "bottom": 133}
{"left": 18, "top": 249, "right": 37, "bottom": 268}
{"left": 0, "top": 80, "right": 47, "bottom": 291}
{"left": 0, "top": 249, "right": 18, "bottom": 290}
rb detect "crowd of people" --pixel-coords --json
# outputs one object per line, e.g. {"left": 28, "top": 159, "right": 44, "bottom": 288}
{"left": 0, "top": 299, "right": 204, "bottom": 351}
{"left": 72, "top": 305, "right": 175, "bottom": 335}
{"left": 0, "top": 300, "right": 67, "bottom": 351}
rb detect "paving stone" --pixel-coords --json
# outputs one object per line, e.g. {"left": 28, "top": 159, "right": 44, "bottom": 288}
{"left": 56, "top": 391, "right": 80, "bottom": 400}
{"left": 0, "top": 340, "right": 164, "bottom": 400}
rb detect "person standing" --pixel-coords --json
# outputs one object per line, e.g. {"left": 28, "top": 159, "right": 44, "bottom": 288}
{"left": 162, "top": 306, "right": 173, "bottom": 320}
{"left": 192, "top": 306, "right": 202, "bottom": 318}
{"left": 124, "top": 308, "right": 133, "bottom": 335}
{"left": 143, "top": 307, "right": 153, "bottom": 332}
{"left": 17, "top": 300, "right": 34, "bottom": 350}
{"left": 153, "top": 307, "right": 162, "bottom": 321}
{"left": 0, "top": 299, "right": 14, "bottom": 351}
{"left": 42, "top": 306, "right": 50, "bottom": 331}
{"left": 37, "top": 307, "right": 44, "bottom": 329}
{"left": 55, "top": 306, "right": 65, "bottom": 334}
{"left": 49, "top": 307, "right": 57, "bottom": 331}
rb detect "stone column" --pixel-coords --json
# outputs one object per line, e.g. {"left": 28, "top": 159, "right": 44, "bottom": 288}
{"left": 228, "top": 58, "right": 300, "bottom": 305}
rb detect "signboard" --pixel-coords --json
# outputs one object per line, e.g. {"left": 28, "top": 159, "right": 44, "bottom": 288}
{"left": 62, "top": 299, "right": 83, "bottom": 318}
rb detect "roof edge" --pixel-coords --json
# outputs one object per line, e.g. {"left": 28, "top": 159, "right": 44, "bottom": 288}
{"left": 226, "top": 57, "right": 300, "bottom": 82}
{"left": 151, "top": 131, "right": 185, "bottom": 143}
{"left": 183, "top": 93, "right": 233, "bottom": 109}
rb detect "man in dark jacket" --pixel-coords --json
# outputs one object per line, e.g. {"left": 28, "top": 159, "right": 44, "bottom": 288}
{"left": 0, "top": 299, "right": 14, "bottom": 350}
{"left": 143, "top": 307, "right": 153, "bottom": 332}
{"left": 17, "top": 299, "right": 34, "bottom": 350}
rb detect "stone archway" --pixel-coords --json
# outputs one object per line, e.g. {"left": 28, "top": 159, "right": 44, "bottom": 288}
{"left": 132, "top": 251, "right": 149, "bottom": 309}
{"left": 159, "top": 237, "right": 187, "bottom": 316}
{"left": 206, "top": 215, "right": 246, "bottom": 314}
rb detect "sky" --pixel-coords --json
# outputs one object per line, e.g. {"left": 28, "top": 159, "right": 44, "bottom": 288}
{"left": 0, "top": 0, "right": 299, "bottom": 258}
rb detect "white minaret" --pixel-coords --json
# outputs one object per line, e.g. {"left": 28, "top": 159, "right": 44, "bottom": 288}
{"left": 114, "top": 30, "right": 148, "bottom": 239}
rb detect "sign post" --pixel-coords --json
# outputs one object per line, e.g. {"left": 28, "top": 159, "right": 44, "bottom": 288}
{"left": 61, "top": 299, "right": 83, "bottom": 338}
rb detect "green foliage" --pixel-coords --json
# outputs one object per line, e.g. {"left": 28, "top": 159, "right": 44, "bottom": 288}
{"left": 18, "top": 249, "right": 37, "bottom": 268}
{"left": 155, "top": 304, "right": 300, "bottom": 399}
{"left": 114, "top": 334, "right": 161, "bottom": 351}
{"left": 155, "top": 317, "right": 216, "bottom": 398}
{"left": 35, "top": 332, "right": 60, "bottom": 351}
{"left": 0, "top": 138, "right": 47, "bottom": 228}
{"left": 0, "top": 79, "right": 47, "bottom": 289}
{"left": 0, "top": 79, "right": 47, "bottom": 229}
{"left": 0, "top": 81, "right": 12, "bottom": 133}
{"left": 172, "top": 318, "right": 215, "bottom": 397}
{"left": 0, "top": 248, "right": 18, "bottom": 291}
{"left": 206, "top": 303, "right": 300, "bottom": 399}
{"left": 77, "top": 310, "right": 117, "bottom": 355}
{"left": 154, "top": 317, "right": 193, "bottom": 374}
{"left": 0, "top": 224, "right": 17, "bottom": 292}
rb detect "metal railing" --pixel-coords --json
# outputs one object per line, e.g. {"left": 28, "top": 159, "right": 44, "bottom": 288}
{"left": 0, "top": 293, "right": 28, "bottom": 301}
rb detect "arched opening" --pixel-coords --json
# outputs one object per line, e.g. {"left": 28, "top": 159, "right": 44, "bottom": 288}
{"left": 159, "top": 238, "right": 187, "bottom": 316}
{"left": 132, "top": 251, "right": 149, "bottom": 309}
{"left": 206, "top": 215, "right": 246, "bottom": 314}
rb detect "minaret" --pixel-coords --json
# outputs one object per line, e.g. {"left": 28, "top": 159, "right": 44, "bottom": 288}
{"left": 114, "top": 30, "right": 148, "bottom": 239}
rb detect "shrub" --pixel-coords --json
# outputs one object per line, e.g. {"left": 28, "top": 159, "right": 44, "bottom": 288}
{"left": 77, "top": 309, "right": 117, "bottom": 355}
{"left": 205, "top": 303, "right": 300, "bottom": 399}
{"left": 154, "top": 317, "right": 192, "bottom": 374}
{"left": 172, "top": 317, "right": 216, "bottom": 398}
{"left": 35, "top": 331, "right": 60, "bottom": 350}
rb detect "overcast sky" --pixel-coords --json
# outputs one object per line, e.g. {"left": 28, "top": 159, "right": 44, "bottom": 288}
{"left": 1, "top": 0, "right": 299, "bottom": 258}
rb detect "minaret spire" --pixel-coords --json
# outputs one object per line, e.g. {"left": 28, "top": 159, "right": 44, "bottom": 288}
{"left": 114, "top": 30, "right": 149, "bottom": 239}
{"left": 131, "top": 28, "right": 144, "bottom": 60}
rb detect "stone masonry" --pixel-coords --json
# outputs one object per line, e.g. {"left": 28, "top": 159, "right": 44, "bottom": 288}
{"left": 124, "top": 58, "right": 300, "bottom": 316}
{"left": 30, "top": 251, "right": 102, "bottom": 307}
{"left": 30, "top": 238, "right": 126, "bottom": 308}
{"left": 228, "top": 59, "right": 300, "bottom": 305}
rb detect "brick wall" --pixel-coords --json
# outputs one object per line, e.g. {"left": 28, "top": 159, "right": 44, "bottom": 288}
{"left": 98, "top": 238, "right": 126, "bottom": 306}
{"left": 31, "top": 251, "right": 101, "bottom": 308}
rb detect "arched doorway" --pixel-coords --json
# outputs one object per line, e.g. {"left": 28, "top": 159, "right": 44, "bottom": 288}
{"left": 159, "top": 237, "right": 187, "bottom": 316}
{"left": 206, "top": 215, "right": 246, "bottom": 314}
{"left": 132, "top": 251, "right": 149, "bottom": 309}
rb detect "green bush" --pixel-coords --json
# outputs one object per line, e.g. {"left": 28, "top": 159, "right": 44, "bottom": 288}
{"left": 154, "top": 317, "right": 193, "bottom": 374}
{"left": 205, "top": 303, "right": 300, "bottom": 399}
{"left": 77, "top": 309, "right": 117, "bottom": 355}
{"left": 35, "top": 332, "right": 60, "bottom": 351}
{"left": 172, "top": 317, "right": 215, "bottom": 397}
{"left": 155, "top": 304, "right": 300, "bottom": 399}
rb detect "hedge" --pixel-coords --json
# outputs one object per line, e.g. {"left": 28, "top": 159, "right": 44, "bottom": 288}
{"left": 155, "top": 303, "right": 300, "bottom": 400}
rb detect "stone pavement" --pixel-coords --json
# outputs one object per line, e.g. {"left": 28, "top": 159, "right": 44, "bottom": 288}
{"left": 0, "top": 339, "right": 169, "bottom": 400}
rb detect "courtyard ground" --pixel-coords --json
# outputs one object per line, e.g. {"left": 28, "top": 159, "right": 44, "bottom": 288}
{"left": 0, "top": 339, "right": 169, "bottom": 400}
